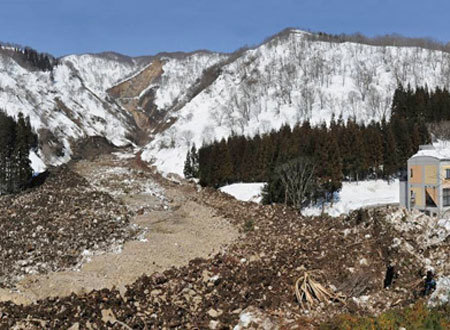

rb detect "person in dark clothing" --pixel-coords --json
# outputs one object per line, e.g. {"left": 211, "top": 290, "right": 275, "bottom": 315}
{"left": 384, "top": 264, "right": 396, "bottom": 288}
{"left": 424, "top": 270, "right": 437, "bottom": 295}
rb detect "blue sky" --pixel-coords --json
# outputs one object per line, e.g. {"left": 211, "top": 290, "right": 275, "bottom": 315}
{"left": 0, "top": 0, "right": 449, "bottom": 57}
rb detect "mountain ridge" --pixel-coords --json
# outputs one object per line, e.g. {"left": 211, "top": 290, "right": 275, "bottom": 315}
{"left": 1, "top": 28, "right": 450, "bottom": 175}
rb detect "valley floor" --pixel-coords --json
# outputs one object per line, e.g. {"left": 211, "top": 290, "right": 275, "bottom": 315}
{"left": 0, "top": 152, "right": 238, "bottom": 305}
{"left": 0, "top": 151, "right": 448, "bottom": 329}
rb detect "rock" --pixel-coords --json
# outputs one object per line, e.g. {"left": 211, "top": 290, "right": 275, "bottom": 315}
{"left": 101, "top": 308, "right": 116, "bottom": 324}
{"left": 359, "top": 258, "right": 369, "bottom": 266}
{"left": 209, "top": 320, "right": 220, "bottom": 329}
{"left": 208, "top": 308, "right": 223, "bottom": 318}
{"left": 234, "top": 307, "right": 279, "bottom": 329}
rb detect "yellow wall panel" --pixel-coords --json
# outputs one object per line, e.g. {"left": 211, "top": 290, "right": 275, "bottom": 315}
{"left": 441, "top": 165, "right": 450, "bottom": 185}
{"left": 411, "top": 187, "right": 423, "bottom": 207}
{"left": 424, "top": 165, "right": 438, "bottom": 185}
{"left": 410, "top": 165, "right": 422, "bottom": 184}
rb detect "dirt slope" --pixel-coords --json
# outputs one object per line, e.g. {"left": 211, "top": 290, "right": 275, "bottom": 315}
{"left": 0, "top": 152, "right": 239, "bottom": 306}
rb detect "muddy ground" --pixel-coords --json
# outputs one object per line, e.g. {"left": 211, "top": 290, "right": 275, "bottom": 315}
{"left": 0, "top": 150, "right": 448, "bottom": 329}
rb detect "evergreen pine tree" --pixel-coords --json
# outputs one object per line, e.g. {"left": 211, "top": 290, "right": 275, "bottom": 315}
{"left": 190, "top": 144, "right": 199, "bottom": 178}
{"left": 0, "top": 111, "right": 34, "bottom": 194}
{"left": 316, "top": 127, "right": 343, "bottom": 204}
{"left": 216, "top": 139, "right": 233, "bottom": 187}
{"left": 383, "top": 123, "right": 398, "bottom": 179}
{"left": 13, "top": 113, "right": 32, "bottom": 192}
{"left": 183, "top": 149, "right": 193, "bottom": 179}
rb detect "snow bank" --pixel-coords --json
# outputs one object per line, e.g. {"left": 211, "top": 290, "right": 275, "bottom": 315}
{"left": 218, "top": 180, "right": 399, "bottom": 216}
{"left": 303, "top": 179, "right": 399, "bottom": 217}
{"left": 29, "top": 150, "right": 47, "bottom": 174}
{"left": 219, "top": 183, "right": 265, "bottom": 203}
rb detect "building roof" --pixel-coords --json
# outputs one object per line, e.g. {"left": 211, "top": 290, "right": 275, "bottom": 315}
{"left": 411, "top": 143, "right": 450, "bottom": 160}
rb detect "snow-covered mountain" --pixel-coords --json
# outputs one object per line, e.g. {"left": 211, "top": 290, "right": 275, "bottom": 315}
{"left": 0, "top": 50, "right": 147, "bottom": 166}
{"left": 2, "top": 29, "right": 450, "bottom": 175}
{"left": 141, "top": 29, "right": 450, "bottom": 175}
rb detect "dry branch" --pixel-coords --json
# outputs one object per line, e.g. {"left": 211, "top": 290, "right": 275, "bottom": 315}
{"left": 294, "top": 272, "right": 345, "bottom": 309}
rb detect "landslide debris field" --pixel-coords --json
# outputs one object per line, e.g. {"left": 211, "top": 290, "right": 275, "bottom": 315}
{"left": 0, "top": 152, "right": 238, "bottom": 306}
{"left": 0, "top": 151, "right": 449, "bottom": 329}
{"left": 0, "top": 166, "right": 136, "bottom": 289}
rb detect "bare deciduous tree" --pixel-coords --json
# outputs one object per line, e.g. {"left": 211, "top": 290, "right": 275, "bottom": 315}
{"left": 354, "top": 62, "right": 373, "bottom": 101}
{"left": 201, "top": 125, "right": 215, "bottom": 145}
{"left": 347, "top": 91, "right": 360, "bottom": 117}
{"left": 180, "top": 130, "right": 194, "bottom": 147}
{"left": 275, "top": 157, "right": 317, "bottom": 212}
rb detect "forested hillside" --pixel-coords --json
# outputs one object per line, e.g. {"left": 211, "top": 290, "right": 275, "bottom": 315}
{"left": 2, "top": 29, "right": 450, "bottom": 175}
{"left": 195, "top": 85, "right": 450, "bottom": 207}
{"left": 142, "top": 30, "right": 450, "bottom": 176}
{"left": 0, "top": 112, "right": 37, "bottom": 194}
{"left": 0, "top": 43, "right": 57, "bottom": 71}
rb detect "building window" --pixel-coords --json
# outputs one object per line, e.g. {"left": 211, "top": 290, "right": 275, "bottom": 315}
{"left": 410, "top": 190, "right": 416, "bottom": 207}
{"left": 410, "top": 168, "right": 414, "bottom": 178}
{"left": 446, "top": 169, "right": 450, "bottom": 179}
{"left": 443, "top": 188, "right": 450, "bottom": 207}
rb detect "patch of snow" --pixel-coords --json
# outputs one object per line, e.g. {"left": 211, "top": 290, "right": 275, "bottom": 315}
{"left": 219, "top": 183, "right": 265, "bottom": 203}
{"left": 233, "top": 307, "right": 277, "bottom": 330}
{"left": 388, "top": 209, "right": 450, "bottom": 248}
{"left": 428, "top": 276, "right": 450, "bottom": 307}
{"left": 219, "top": 180, "right": 398, "bottom": 217}
{"left": 29, "top": 150, "right": 46, "bottom": 174}
{"left": 210, "top": 274, "right": 220, "bottom": 282}
{"left": 303, "top": 179, "right": 399, "bottom": 217}
{"left": 112, "top": 152, "right": 135, "bottom": 160}
{"left": 413, "top": 141, "right": 450, "bottom": 160}
{"left": 352, "top": 295, "right": 370, "bottom": 306}
{"left": 438, "top": 218, "right": 450, "bottom": 232}
{"left": 234, "top": 312, "right": 253, "bottom": 329}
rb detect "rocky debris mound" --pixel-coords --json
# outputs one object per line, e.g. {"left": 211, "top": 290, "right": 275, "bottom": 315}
{"left": 0, "top": 185, "right": 448, "bottom": 328}
{"left": 70, "top": 136, "right": 120, "bottom": 161}
{"left": 385, "top": 208, "right": 450, "bottom": 276}
{"left": 73, "top": 154, "right": 169, "bottom": 214}
{"left": 0, "top": 166, "right": 136, "bottom": 288}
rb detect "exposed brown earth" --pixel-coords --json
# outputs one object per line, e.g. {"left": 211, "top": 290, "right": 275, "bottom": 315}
{"left": 0, "top": 151, "right": 448, "bottom": 329}
{"left": 107, "top": 60, "right": 164, "bottom": 100}
{"left": 107, "top": 59, "right": 165, "bottom": 131}
{"left": 0, "top": 152, "right": 238, "bottom": 306}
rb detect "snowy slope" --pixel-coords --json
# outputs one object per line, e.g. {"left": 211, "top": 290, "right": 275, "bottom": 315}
{"left": 0, "top": 52, "right": 145, "bottom": 166}
{"left": 219, "top": 183, "right": 265, "bottom": 203}
{"left": 61, "top": 53, "right": 147, "bottom": 95}
{"left": 3, "top": 29, "right": 450, "bottom": 173}
{"left": 303, "top": 179, "right": 399, "bottom": 217}
{"left": 0, "top": 47, "right": 229, "bottom": 168}
{"left": 142, "top": 30, "right": 450, "bottom": 176}
{"left": 219, "top": 180, "right": 399, "bottom": 217}
{"left": 153, "top": 52, "right": 227, "bottom": 110}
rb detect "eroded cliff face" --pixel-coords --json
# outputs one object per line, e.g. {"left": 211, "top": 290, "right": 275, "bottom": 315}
{"left": 107, "top": 59, "right": 165, "bottom": 133}
{"left": 105, "top": 52, "right": 228, "bottom": 138}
